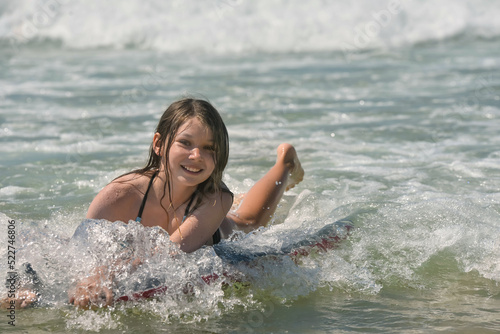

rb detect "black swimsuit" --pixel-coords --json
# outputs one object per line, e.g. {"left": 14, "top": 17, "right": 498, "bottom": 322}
{"left": 135, "top": 171, "right": 222, "bottom": 245}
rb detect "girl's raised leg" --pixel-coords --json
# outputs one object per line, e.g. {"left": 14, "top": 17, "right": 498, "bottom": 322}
{"left": 227, "top": 143, "right": 304, "bottom": 232}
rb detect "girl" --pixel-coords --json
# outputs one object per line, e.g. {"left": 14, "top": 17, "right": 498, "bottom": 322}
{"left": 68, "top": 98, "right": 303, "bottom": 307}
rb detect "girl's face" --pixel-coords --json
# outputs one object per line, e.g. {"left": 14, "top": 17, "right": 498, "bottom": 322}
{"left": 166, "top": 117, "right": 216, "bottom": 188}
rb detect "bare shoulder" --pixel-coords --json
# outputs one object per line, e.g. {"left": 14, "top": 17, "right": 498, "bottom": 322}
{"left": 86, "top": 173, "right": 149, "bottom": 222}
{"left": 203, "top": 188, "right": 234, "bottom": 212}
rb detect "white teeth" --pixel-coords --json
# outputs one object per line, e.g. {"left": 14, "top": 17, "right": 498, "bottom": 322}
{"left": 183, "top": 166, "right": 201, "bottom": 173}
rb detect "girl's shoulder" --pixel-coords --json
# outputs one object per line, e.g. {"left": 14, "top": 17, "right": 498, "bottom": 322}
{"left": 108, "top": 172, "right": 149, "bottom": 195}
{"left": 86, "top": 172, "right": 152, "bottom": 221}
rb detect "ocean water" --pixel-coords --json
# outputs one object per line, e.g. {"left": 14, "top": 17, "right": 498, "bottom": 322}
{"left": 1, "top": 0, "right": 500, "bottom": 332}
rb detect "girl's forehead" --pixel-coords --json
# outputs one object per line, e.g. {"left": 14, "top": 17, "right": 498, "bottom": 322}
{"left": 176, "top": 118, "right": 213, "bottom": 139}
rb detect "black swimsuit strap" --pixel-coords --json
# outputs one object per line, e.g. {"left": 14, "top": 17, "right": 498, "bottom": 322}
{"left": 136, "top": 171, "right": 158, "bottom": 222}
{"left": 212, "top": 228, "right": 221, "bottom": 244}
{"left": 182, "top": 191, "right": 197, "bottom": 220}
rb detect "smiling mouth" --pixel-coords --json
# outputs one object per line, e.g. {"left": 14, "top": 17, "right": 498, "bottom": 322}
{"left": 182, "top": 165, "right": 202, "bottom": 173}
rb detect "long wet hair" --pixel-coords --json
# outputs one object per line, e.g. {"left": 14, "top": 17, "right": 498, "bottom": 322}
{"left": 131, "top": 98, "right": 229, "bottom": 214}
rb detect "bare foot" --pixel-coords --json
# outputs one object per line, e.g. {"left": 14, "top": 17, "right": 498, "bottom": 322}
{"left": 277, "top": 143, "right": 304, "bottom": 191}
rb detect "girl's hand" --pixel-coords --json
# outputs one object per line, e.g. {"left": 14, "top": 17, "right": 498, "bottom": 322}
{"left": 68, "top": 269, "right": 113, "bottom": 309}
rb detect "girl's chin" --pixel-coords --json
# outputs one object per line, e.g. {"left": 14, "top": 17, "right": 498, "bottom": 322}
{"left": 176, "top": 175, "right": 210, "bottom": 187}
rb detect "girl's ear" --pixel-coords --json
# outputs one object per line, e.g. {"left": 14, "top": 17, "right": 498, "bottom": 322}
{"left": 153, "top": 132, "right": 162, "bottom": 156}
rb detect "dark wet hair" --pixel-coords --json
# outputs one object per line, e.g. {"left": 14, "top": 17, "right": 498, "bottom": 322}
{"left": 132, "top": 98, "right": 229, "bottom": 213}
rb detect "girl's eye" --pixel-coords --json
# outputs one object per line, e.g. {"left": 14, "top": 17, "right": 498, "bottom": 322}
{"left": 178, "top": 140, "right": 190, "bottom": 146}
{"left": 205, "top": 145, "right": 215, "bottom": 151}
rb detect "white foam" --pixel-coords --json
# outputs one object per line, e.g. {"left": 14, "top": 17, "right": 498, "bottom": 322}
{"left": 2, "top": 0, "right": 500, "bottom": 54}
{"left": 0, "top": 185, "right": 33, "bottom": 196}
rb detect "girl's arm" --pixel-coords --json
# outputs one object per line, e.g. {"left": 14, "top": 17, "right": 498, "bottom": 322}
{"left": 169, "top": 190, "right": 233, "bottom": 253}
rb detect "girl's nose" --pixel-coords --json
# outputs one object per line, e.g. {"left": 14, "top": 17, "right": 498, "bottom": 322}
{"left": 189, "top": 147, "right": 201, "bottom": 159}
